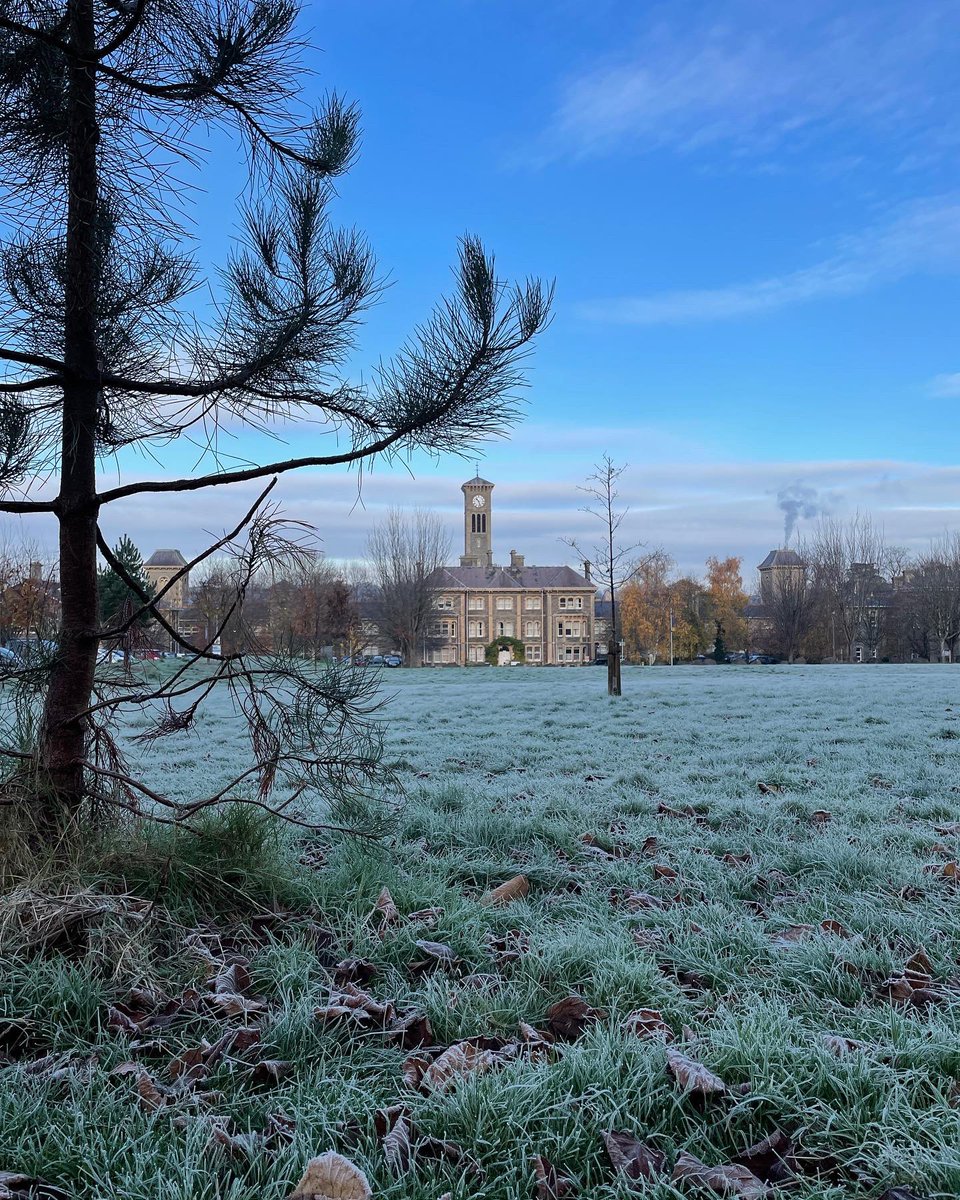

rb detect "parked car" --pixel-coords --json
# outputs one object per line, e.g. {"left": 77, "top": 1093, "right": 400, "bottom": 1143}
{"left": 383, "top": 654, "right": 402, "bottom": 668}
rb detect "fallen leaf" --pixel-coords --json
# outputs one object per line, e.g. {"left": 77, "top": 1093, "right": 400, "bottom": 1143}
{"left": 370, "top": 887, "right": 400, "bottom": 931}
{"left": 417, "top": 1040, "right": 496, "bottom": 1091}
{"left": 666, "top": 1048, "right": 728, "bottom": 1097}
{"left": 249, "top": 1059, "right": 293, "bottom": 1087}
{"left": 620, "top": 1008, "right": 674, "bottom": 1041}
{"left": 389, "top": 1010, "right": 434, "bottom": 1050}
{"left": 810, "top": 810, "right": 832, "bottom": 825}
{"left": 314, "top": 983, "right": 396, "bottom": 1027}
{"left": 135, "top": 1069, "right": 170, "bottom": 1111}
{"left": 0, "top": 1173, "right": 70, "bottom": 1200}
{"left": 653, "top": 864, "right": 678, "bottom": 880}
{"left": 612, "top": 887, "right": 664, "bottom": 911}
{"left": 602, "top": 1131, "right": 666, "bottom": 1181}
{"left": 288, "top": 1152, "right": 372, "bottom": 1200}
{"left": 736, "top": 1130, "right": 796, "bottom": 1184}
{"left": 333, "top": 959, "right": 378, "bottom": 985}
{"left": 410, "top": 940, "right": 460, "bottom": 970}
{"left": 821, "top": 1033, "right": 863, "bottom": 1056}
{"left": 770, "top": 924, "right": 813, "bottom": 947}
{"left": 212, "top": 960, "right": 251, "bottom": 996}
{"left": 757, "top": 781, "right": 782, "bottom": 795}
{"left": 672, "top": 1151, "right": 767, "bottom": 1197}
{"left": 904, "top": 948, "right": 934, "bottom": 977}
{"left": 545, "top": 996, "right": 606, "bottom": 1041}
{"left": 408, "top": 907, "right": 443, "bottom": 926}
{"left": 532, "top": 1155, "right": 577, "bottom": 1200}
{"left": 482, "top": 875, "right": 530, "bottom": 906}
{"left": 721, "top": 852, "right": 752, "bottom": 867}
{"left": 819, "top": 919, "right": 850, "bottom": 938}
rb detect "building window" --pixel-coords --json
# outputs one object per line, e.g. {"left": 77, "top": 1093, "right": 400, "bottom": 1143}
{"left": 469, "top": 620, "right": 485, "bottom": 639}
{"left": 497, "top": 621, "right": 513, "bottom": 638}
{"left": 526, "top": 644, "right": 541, "bottom": 661}
{"left": 441, "top": 646, "right": 455, "bottom": 663}
{"left": 524, "top": 596, "right": 540, "bottom": 610}
{"left": 496, "top": 597, "right": 513, "bottom": 610}
{"left": 436, "top": 596, "right": 454, "bottom": 610}
{"left": 524, "top": 620, "right": 540, "bottom": 637}
{"left": 469, "top": 645, "right": 484, "bottom": 663}
{"left": 468, "top": 596, "right": 484, "bottom": 610}
{"left": 559, "top": 596, "right": 582, "bottom": 610}
{"left": 557, "top": 621, "right": 564, "bottom": 638}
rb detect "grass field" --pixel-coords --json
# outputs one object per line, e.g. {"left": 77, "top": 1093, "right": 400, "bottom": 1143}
{"left": 2, "top": 664, "right": 960, "bottom": 1199}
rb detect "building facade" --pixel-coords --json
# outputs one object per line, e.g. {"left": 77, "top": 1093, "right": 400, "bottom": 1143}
{"left": 426, "top": 476, "right": 596, "bottom": 665}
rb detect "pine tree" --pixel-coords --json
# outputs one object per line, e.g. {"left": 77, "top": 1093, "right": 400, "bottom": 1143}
{"left": 712, "top": 620, "right": 727, "bottom": 664}
{"left": 0, "top": 0, "right": 550, "bottom": 830}
{"left": 98, "top": 536, "right": 154, "bottom": 630}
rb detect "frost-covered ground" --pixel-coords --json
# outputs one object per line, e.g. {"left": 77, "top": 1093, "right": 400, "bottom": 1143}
{"left": 4, "top": 664, "right": 960, "bottom": 1200}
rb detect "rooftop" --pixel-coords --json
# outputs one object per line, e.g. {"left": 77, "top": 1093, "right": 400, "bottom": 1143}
{"left": 145, "top": 549, "right": 188, "bottom": 568}
{"left": 431, "top": 563, "right": 593, "bottom": 590}
{"left": 758, "top": 548, "right": 804, "bottom": 570}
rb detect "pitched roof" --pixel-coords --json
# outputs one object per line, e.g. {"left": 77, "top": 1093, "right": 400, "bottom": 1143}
{"left": 145, "top": 549, "right": 188, "bottom": 568}
{"left": 758, "top": 548, "right": 804, "bottom": 569}
{"left": 462, "top": 475, "right": 494, "bottom": 488}
{"left": 431, "top": 564, "right": 593, "bottom": 590}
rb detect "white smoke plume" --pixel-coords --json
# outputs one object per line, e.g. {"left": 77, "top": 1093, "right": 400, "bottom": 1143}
{"left": 777, "top": 483, "right": 833, "bottom": 545}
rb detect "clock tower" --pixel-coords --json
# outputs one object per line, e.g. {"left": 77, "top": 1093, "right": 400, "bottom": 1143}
{"left": 460, "top": 475, "right": 494, "bottom": 567}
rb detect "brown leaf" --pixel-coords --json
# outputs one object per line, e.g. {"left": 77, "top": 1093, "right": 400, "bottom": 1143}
{"left": 545, "top": 996, "right": 606, "bottom": 1041}
{"left": 653, "top": 863, "right": 678, "bottom": 880}
{"left": 383, "top": 1112, "right": 413, "bottom": 1173}
{"left": 333, "top": 959, "right": 378, "bottom": 985}
{"left": 819, "top": 919, "right": 850, "bottom": 938}
{"left": 135, "top": 1069, "right": 170, "bottom": 1111}
{"left": 620, "top": 1008, "right": 674, "bottom": 1041}
{"left": 904, "top": 947, "right": 934, "bottom": 977}
{"left": 389, "top": 1011, "right": 434, "bottom": 1050}
{"left": 641, "top": 835, "right": 660, "bottom": 855}
{"left": 418, "top": 1041, "right": 496, "bottom": 1091}
{"left": 213, "top": 960, "right": 252, "bottom": 996}
{"left": 612, "top": 887, "right": 664, "bottom": 911}
{"left": 410, "top": 940, "right": 460, "bottom": 970}
{"left": 810, "top": 810, "right": 832, "bottom": 825}
{"left": 770, "top": 924, "right": 813, "bottom": 947}
{"left": 672, "top": 1151, "right": 768, "bottom": 1197}
{"left": 533, "top": 1155, "right": 577, "bottom": 1200}
{"left": 211, "top": 1125, "right": 263, "bottom": 1158}
{"left": 736, "top": 1130, "right": 796, "bottom": 1184}
{"left": 249, "top": 1059, "right": 293, "bottom": 1087}
{"left": 666, "top": 1048, "right": 728, "bottom": 1096}
{"left": 821, "top": 1033, "right": 863, "bottom": 1056}
{"left": 315, "top": 983, "right": 396, "bottom": 1027}
{"left": 0, "top": 1173, "right": 70, "bottom": 1200}
{"left": 757, "top": 781, "right": 782, "bottom": 795}
{"left": 408, "top": 907, "right": 443, "bottom": 926}
{"left": 602, "top": 1131, "right": 666, "bottom": 1181}
{"left": 370, "top": 886, "right": 401, "bottom": 931}
{"left": 482, "top": 875, "right": 530, "bottom": 906}
{"left": 288, "top": 1152, "right": 372, "bottom": 1200}
{"left": 721, "top": 852, "right": 752, "bottom": 867}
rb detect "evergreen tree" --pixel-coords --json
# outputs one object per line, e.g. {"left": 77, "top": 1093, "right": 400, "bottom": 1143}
{"left": 712, "top": 620, "right": 727, "bottom": 664}
{"left": 98, "top": 536, "right": 154, "bottom": 630}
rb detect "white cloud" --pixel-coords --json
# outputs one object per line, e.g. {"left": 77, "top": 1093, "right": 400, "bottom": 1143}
{"left": 577, "top": 196, "right": 960, "bottom": 324}
{"left": 929, "top": 372, "right": 960, "bottom": 398}
{"left": 534, "top": 2, "right": 956, "bottom": 164}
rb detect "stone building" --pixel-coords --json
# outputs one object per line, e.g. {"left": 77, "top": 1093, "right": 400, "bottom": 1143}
{"left": 143, "top": 548, "right": 205, "bottom": 650}
{"left": 425, "top": 476, "right": 596, "bottom": 665}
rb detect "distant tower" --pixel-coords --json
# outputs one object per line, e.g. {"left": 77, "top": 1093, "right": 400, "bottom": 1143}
{"left": 460, "top": 475, "right": 494, "bottom": 567}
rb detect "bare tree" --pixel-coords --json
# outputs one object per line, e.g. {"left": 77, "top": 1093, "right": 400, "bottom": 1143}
{"left": 912, "top": 535, "right": 960, "bottom": 662}
{"left": 566, "top": 456, "right": 640, "bottom": 696}
{"left": 0, "top": 0, "right": 551, "bottom": 836}
{"left": 767, "top": 550, "right": 815, "bottom": 663}
{"left": 367, "top": 509, "right": 449, "bottom": 667}
{"left": 810, "top": 515, "right": 887, "bottom": 662}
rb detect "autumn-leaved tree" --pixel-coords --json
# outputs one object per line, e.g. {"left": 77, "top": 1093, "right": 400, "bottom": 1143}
{"left": 705, "top": 555, "right": 748, "bottom": 654}
{"left": 0, "top": 0, "right": 551, "bottom": 838}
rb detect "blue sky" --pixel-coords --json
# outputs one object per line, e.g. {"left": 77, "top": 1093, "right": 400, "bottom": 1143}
{"left": 54, "top": 1, "right": 960, "bottom": 575}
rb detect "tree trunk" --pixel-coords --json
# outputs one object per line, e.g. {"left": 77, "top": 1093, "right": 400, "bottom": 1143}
{"left": 607, "top": 638, "right": 621, "bottom": 696}
{"left": 37, "top": 0, "right": 101, "bottom": 827}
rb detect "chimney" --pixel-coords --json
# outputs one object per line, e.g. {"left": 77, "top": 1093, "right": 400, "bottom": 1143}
{"left": 29, "top": 560, "right": 42, "bottom": 582}
{"left": 509, "top": 550, "right": 525, "bottom": 570}
{"left": 583, "top": 560, "right": 592, "bottom": 584}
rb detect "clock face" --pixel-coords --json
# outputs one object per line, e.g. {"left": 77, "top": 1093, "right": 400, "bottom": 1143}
{"left": 472, "top": 494, "right": 486, "bottom": 508}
